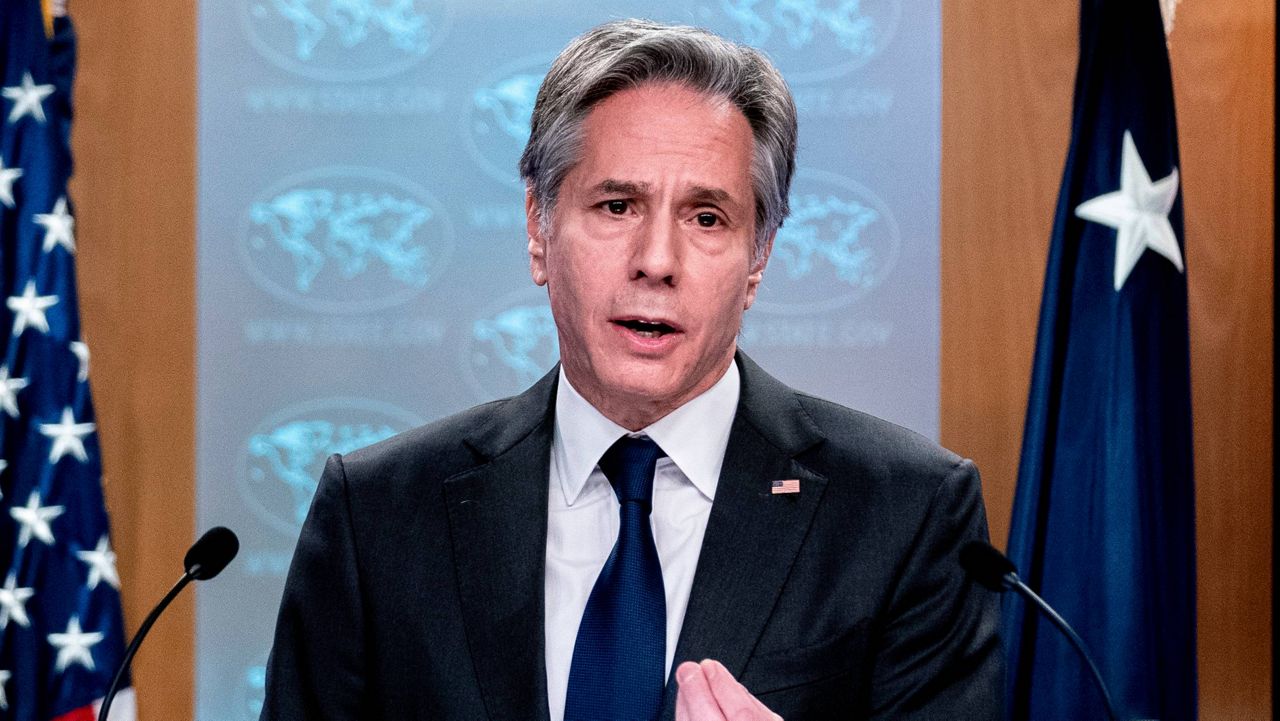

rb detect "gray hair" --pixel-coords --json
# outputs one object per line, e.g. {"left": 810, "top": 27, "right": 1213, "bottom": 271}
{"left": 518, "top": 19, "right": 798, "bottom": 260}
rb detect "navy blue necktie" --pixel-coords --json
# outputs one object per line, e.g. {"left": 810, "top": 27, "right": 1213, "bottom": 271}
{"left": 564, "top": 436, "right": 667, "bottom": 721}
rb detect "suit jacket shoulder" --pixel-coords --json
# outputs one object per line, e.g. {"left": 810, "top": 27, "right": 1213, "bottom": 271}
{"left": 793, "top": 390, "right": 963, "bottom": 479}
{"left": 338, "top": 368, "right": 558, "bottom": 503}
{"left": 260, "top": 369, "right": 560, "bottom": 721}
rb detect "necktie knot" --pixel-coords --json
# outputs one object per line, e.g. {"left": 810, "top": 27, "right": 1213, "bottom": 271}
{"left": 599, "top": 436, "right": 665, "bottom": 507}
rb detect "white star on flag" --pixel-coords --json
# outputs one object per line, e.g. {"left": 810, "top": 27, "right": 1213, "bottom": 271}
{"left": 0, "top": 154, "right": 21, "bottom": 208}
{"left": 35, "top": 196, "right": 75, "bottom": 254}
{"left": 38, "top": 406, "right": 96, "bottom": 463}
{"left": 7, "top": 280, "right": 58, "bottom": 336}
{"left": 0, "top": 669, "right": 9, "bottom": 711}
{"left": 77, "top": 535, "right": 120, "bottom": 590}
{"left": 71, "top": 339, "right": 90, "bottom": 381}
{"left": 9, "top": 490, "right": 65, "bottom": 547}
{"left": 2, "top": 71, "right": 55, "bottom": 124}
{"left": 1075, "top": 129, "right": 1183, "bottom": 291}
{"left": 48, "top": 616, "right": 104, "bottom": 672}
{"left": 0, "top": 365, "right": 28, "bottom": 418}
{"left": 0, "top": 574, "right": 34, "bottom": 629}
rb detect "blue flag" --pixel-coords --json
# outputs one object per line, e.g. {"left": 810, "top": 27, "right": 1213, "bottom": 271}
{"left": 1003, "top": 0, "right": 1197, "bottom": 719}
{"left": 1, "top": 3, "right": 134, "bottom": 719}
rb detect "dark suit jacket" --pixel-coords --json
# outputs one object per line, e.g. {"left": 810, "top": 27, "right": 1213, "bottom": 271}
{"left": 260, "top": 353, "right": 1002, "bottom": 720}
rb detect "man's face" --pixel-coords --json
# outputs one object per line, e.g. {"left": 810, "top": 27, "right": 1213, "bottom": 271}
{"left": 527, "top": 83, "right": 770, "bottom": 428}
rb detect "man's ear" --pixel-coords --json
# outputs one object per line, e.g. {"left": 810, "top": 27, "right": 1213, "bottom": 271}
{"left": 743, "top": 230, "right": 774, "bottom": 310}
{"left": 526, "top": 189, "right": 548, "bottom": 287}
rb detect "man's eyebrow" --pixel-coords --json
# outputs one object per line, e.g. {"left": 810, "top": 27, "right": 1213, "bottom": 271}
{"left": 591, "top": 179, "right": 650, "bottom": 196}
{"left": 586, "top": 180, "right": 737, "bottom": 204}
{"left": 686, "top": 185, "right": 733, "bottom": 203}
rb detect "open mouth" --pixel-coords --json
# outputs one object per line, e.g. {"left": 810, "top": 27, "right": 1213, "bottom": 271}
{"left": 613, "top": 318, "right": 678, "bottom": 338}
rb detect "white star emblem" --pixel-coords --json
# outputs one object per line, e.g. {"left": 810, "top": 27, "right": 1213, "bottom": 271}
{"left": 0, "top": 573, "right": 34, "bottom": 629}
{"left": 0, "top": 365, "right": 28, "bottom": 418}
{"left": 9, "top": 490, "right": 64, "bottom": 547}
{"left": 1075, "top": 130, "right": 1183, "bottom": 291}
{"left": 71, "top": 340, "right": 90, "bottom": 381}
{"left": 0, "top": 155, "right": 21, "bottom": 208}
{"left": 2, "top": 71, "right": 55, "bottom": 124}
{"left": 0, "top": 669, "right": 9, "bottom": 711}
{"left": 7, "top": 280, "right": 58, "bottom": 336}
{"left": 77, "top": 535, "right": 120, "bottom": 590}
{"left": 38, "top": 406, "right": 96, "bottom": 463}
{"left": 35, "top": 196, "right": 75, "bottom": 254}
{"left": 48, "top": 616, "right": 104, "bottom": 672}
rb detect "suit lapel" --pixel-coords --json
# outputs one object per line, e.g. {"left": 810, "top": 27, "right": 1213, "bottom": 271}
{"left": 660, "top": 353, "right": 828, "bottom": 718}
{"left": 444, "top": 369, "right": 558, "bottom": 721}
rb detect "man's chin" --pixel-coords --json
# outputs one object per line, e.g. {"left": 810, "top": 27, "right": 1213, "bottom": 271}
{"left": 601, "top": 372, "right": 686, "bottom": 407}
{"left": 595, "top": 362, "right": 721, "bottom": 415}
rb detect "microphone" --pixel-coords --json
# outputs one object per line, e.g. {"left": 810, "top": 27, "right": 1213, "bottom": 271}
{"left": 99, "top": 527, "right": 240, "bottom": 721}
{"left": 184, "top": 525, "right": 239, "bottom": 580}
{"left": 959, "top": 541, "right": 1120, "bottom": 721}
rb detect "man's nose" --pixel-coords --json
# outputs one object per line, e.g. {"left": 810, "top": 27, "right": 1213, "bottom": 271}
{"left": 630, "top": 215, "right": 679, "bottom": 286}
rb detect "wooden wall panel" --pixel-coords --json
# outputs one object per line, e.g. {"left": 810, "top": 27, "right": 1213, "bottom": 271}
{"left": 939, "top": 0, "right": 1078, "bottom": 549}
{"left": 1171, "top": 0, "right": 1274, "bottom": 716}
{"left": 69, "top": 3, "right": 196, "bottom": 721}
{"left": 941, "top": 0, "right": 1274, "bottom": 718}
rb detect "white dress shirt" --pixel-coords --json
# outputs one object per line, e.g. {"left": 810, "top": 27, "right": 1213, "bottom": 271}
{"left": 544, "top": 361, "right": 740, "bottom": 721}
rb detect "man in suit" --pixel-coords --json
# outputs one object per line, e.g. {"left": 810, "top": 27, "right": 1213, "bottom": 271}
{"left": 260, "top": 19, "right": 1002, "bottom": 721}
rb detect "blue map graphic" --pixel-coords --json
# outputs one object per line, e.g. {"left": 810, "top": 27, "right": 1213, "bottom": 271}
{"left": 720, "top": 0, "right": 878, "bottom": 55}
{"left": 250, "top": 189, "right": 433, "bottom": 293}
{"left": 240, "top": 665, "right": 266, "bottom": 720}
{"left": 473, "top": 73, "right": 542, "bottom": 143}
{"left": 773, "top": 193, "right": 880, "bottom": 287}
{"left": 264, "top": 0, "right": 432, "bottom": 60}
{"left": 472, "top": 305, "right": 559, "bottom": 386}
{"left": 248, "top": 420, "right": 397, "bottom": 526}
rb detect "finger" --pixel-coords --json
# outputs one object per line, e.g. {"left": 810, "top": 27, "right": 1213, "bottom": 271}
{"left": 676, "top": 661, "right": 725, "bottom": 721}
{"left": 701, "top": 660, "right": 781, "bottom": 720}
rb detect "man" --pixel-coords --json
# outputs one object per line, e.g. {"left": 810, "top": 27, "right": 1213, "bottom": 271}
{"left": 260, "top": 19, "right": 1001, "bottom": 721}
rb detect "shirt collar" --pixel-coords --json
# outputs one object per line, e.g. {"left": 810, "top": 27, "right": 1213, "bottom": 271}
{"left": 552, "top": 360, "right": 740, "bottom": 506}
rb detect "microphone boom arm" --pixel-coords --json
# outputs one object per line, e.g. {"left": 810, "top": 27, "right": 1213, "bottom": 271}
{"left": 98, "top": 570, "right": 194, "bottom": 721}
{"left": 1006, "top": 573, "right": 1121, "bottom": 721}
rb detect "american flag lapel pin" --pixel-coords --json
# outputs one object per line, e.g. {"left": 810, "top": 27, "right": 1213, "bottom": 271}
{"left": 771, "top": 479, "right": 800, "bottom": 495}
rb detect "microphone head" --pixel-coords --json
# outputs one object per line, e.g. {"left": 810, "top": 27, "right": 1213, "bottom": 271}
{"left": 184, "top": 527, "right": 239, "bottom": 581}
{"left": 959, "top": 540, "right": 1018, "bottom": 591}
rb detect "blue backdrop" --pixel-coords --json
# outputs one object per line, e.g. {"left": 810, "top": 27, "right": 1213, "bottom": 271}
{"left": 195, "top": 2, "right": 940, "bottom": 718}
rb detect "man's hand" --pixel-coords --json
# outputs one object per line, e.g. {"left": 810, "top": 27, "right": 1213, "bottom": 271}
{"left": 675, "top": 660, "right": 782, "bottom": 721}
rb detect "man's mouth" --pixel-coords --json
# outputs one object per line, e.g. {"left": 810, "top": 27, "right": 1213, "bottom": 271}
{"left": 612, "top": 318, "right": 679, "bottom": 338}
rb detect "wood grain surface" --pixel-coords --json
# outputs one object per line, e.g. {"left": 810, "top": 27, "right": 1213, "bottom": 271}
{"left": 69, "top": 3, "right": 197, "bottom": 720}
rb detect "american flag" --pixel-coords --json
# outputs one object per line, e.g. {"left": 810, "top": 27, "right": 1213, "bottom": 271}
{"left": 769, "top": 479, "right": 799, "bottom": 495}
{"left": 1, "top": 3, "right": 134, "bottom": 720}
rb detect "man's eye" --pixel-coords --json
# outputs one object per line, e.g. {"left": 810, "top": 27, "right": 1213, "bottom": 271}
{"left": 605, "top": 200, "right": 628, "bottom": 214}
{"left": 696, "top": 212, "right": 720, "bottom": 227}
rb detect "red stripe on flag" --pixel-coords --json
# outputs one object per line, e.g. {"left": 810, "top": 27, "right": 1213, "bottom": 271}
{"left": 51, "top": 705, "right": 97, "bottom": 721}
